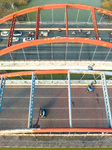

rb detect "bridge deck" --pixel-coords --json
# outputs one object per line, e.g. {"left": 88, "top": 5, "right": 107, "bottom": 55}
{"left": 0, "top": 84, "right": 111, "bottom": 130}
{"left": 0, "top": 23, "right": 112, "bottom": 62}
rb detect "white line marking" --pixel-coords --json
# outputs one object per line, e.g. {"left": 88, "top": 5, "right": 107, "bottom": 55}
{"left": 5, "top": 86, "right": 104, "bottom": 89}
{"left": 0, "top": 118, "right": 107, "bottom": 121}
{"left": 39, "top": 118, "right": 107, "bottom": 121}
{"left": 1, "top": 107, "right": 106, "bottom": 109}
{"left": 3, "top": 96, "right": 106, "bottom": 98}
{"left": 0, "top": 118, "right": 28, "bottom": 121}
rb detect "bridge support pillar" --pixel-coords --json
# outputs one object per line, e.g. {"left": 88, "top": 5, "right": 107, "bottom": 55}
{"left": 28, "top": 73, "right": 36, "bottom": 128}
{"left": 101, "top": 73, "right": 112, "bottom": 128}
{"left": 0, "top": 76, "right": 6, "bottom": 112}
{"left": 68, "top": 71, "right": 72, "bottom": 128}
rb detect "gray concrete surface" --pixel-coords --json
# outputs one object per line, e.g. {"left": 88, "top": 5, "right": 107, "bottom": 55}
{"left": 0, "top": 134, "right": 112, "bottom": 147}
{"left": 1, "top": 60, "right": 112, "bottom": 71}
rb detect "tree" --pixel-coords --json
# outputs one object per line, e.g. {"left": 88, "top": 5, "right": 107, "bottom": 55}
{"left": 100, "top": 0, "right": 112, "bottom": 21}
{"left": 0, "top": 0, "right": 31, "bottom": 20}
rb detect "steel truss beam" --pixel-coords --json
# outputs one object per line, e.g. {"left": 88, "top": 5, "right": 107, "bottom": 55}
{"left": 0, "top": 76, "right": 6, "bottom": 112}
{"left": 1, "top": 70, "right": 112, "bottom": 132}
{"left": 28, "top": 73, "right": 36, "bottom": 128}
{"left": 0, "top": 37, "right": 112, "bottom": 57}
{"left": 101, "top": 73, "right": 112, "bottom": 128}
{"left": 35, "top": 8, "right": 40, "bottom": 40}
{"left": 91, "top": 8, "right": 99, "bottom": 40}
{"left": 7, "top": 15, "right": 16, "bottom": 47}
{"left": 68, "top": 71, "right": 72, "bottom": 128}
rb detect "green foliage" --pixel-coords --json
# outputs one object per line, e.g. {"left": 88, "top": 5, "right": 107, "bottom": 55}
{"left": 100, "top": 0, "right": 112, "bottom": 21}
{"left": 0, "top": 0, "right": 30, "bottom": 20}
{"left": 13, "top": 0, "right": 30, "bottom": 6}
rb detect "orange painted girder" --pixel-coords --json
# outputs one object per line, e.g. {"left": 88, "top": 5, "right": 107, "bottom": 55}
{"left": 0, "top": 37, "right": 112, "bottom": 56}
{"left": 35, "top": 8, "right": 40, "bottom": 40}
{"left": 0, "top": 4, "right": 112, "bottom": 24}
{"left": 32, "top": 127, "right": 112, "bottom": 133}
{"left": 7, "top": 15, "right": 16, "bottom": 47}
{"left": 0, "top": 70, "right": 68, "bottom": 78}
{"left": 65, "top": 6, "right": 68, "bottom": 37}
{"left": 91, "top": 8, "right": 99, "bottom": 40}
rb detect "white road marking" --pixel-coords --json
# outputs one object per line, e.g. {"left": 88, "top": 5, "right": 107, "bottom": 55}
{"left": 5, "top": 86, "right": 104, "bottom": 89}
{"left": 0, "top": 118, "right": 107, "bottom": 121}
{"left": 39, "top": 118, "right": 107, "bottom": 121}
{"left": 0, "top": 118, "right": 28, "bottom": 121}
{"left": 1, "top": 107, "right": 106, "bottom": 109}
{"left": 3, "top": 96, "right": 106, "bottom": 98}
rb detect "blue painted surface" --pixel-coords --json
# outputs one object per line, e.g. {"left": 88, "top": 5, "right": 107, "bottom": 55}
{"left": 110, "top": 38, "right": 112, "bottom": 43}
{"left": 28, "top": 73, "right": 36, "bottom": 128}
{"left": 88, "top": 85, "right": 94, "bottom": 92}
{"left": 101, "top": 74, "right": 112, "bottom": 128}
{"left": 0, "top": 76, "right": 6, "bottom": 113}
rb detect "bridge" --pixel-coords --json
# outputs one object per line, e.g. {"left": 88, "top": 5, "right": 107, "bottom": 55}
{"left": 0, "top": 3, "right": 112, "bottom": 135}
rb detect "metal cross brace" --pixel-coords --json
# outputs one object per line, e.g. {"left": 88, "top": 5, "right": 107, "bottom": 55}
{"left": 101, "top": 73, "right": 112, "bottom": 128}
{"left": 0, "top": 76, "right": 6, "bottom": 112}
{"left": 28, "top": 73, "right": 36, "bottom": 128}
{"left": 68, "top": 71, "right": 72, "bottom": 128}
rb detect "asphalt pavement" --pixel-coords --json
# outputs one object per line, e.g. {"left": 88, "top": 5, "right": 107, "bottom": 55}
{"left": 0, "top": 84, "right": 110, "bottom": 130}
{"left": 0, "top": 22, "right": 112, "bottom": 61}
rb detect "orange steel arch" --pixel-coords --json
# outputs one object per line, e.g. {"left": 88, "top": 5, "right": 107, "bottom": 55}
{"left": 0, "top": 3, "right": 112, "bottom": 46}
{"left": 0, "top": 37, "right": 112, "bottom": 56}
{"left": 0, "top": 70, "right": 68, "bottom": 78}
{"left": 0, "top": 4, "right": 112, "bottom": 24}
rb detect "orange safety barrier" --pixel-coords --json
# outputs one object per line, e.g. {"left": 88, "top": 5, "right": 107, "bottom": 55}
{"left": 0, "top": 37, "right": 112, "bottom": 56}
{"left": 32, "top": 127, "right": 112, "bottom": 133}
{"left": 1, "top": 127, "right": 112, "bottom": 134}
